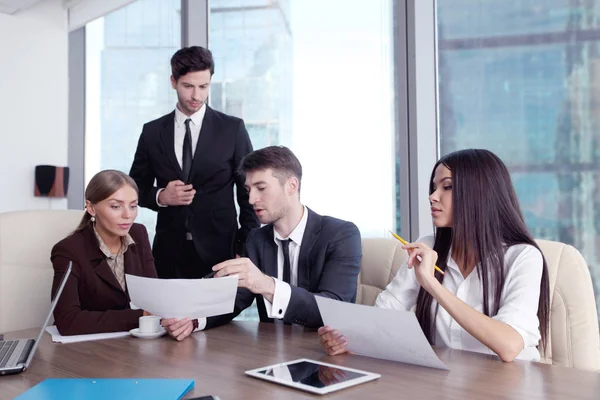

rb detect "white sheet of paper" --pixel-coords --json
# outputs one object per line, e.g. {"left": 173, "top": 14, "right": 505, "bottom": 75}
{"left": 126, "top": 274, "right": 238, "bottom": 319}
{"left": 45, "top": 326, "right": 129, "bottom": 343}
{"left": 316, "top": 297, "right": 449, "bottom": 370}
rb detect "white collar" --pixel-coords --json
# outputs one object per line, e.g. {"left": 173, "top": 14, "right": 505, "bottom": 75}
{"left": 273, "top": 206, "right": 309, "bottom": 245}
{"left": 175, "top": 102, "right": 206, "bottom": 126}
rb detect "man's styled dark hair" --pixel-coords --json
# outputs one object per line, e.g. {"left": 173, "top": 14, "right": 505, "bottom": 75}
{"left": 239, "top": 146, "right": 303, "bottom": 192}
{"left": 170, "top": 46, "right": 215, "bottom": 81}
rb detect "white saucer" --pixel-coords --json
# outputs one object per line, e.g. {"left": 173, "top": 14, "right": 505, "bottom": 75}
{"left": 129, "top": 327, "right": 167, "bottom": 339}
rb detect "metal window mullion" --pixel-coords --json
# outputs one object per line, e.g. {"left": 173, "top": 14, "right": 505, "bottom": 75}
{"left": 182, "top": 0, "right": 209, "bottom": 48}
{"left": 406, "top": 0, "right": 439, "bottom": 240}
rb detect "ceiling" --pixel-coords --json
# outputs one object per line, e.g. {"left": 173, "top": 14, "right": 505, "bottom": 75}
{"left": 0, "top": 0, "right": 46, "bottom": 15}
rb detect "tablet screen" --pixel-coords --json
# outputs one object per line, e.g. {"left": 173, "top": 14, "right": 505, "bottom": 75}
{"left": 256, "top": 360, "right": 367, "bottom": 389}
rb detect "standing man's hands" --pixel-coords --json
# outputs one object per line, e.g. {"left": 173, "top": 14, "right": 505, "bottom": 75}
{"left": 158, "top": 180, "right": 196, "bottom": 206}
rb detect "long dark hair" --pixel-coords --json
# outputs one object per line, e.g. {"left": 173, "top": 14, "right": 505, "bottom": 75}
{"left": 75, "top": 170, "right": 139, "bottom": 232}
{"left": 415, "top": 149, "right": 550, "bottom": 354}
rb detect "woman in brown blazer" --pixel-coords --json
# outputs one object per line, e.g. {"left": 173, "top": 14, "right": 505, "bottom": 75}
{"left": 51, "top": 170, "right": 158, "bottom": 335}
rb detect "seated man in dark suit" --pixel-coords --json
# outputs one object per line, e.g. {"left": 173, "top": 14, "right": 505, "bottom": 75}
{"left": 161, "top": 145, "right": 362, "bottom": 339}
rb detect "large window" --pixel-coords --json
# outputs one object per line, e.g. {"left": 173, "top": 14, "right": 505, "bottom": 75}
{"left": 209, "top": 0, "right": 397, "bottom": 238}
{"left": 85, "top": 0, "right": 181, "bottom": 241}
{"left": 437, "top": 1, "right": 600, "bottom": 317}
{"left": 209, "top": 0, "right": 397, "bottom": 321}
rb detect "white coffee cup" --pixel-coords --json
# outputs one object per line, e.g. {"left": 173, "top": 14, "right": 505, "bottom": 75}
{"left": 138, "top": 315, "right": 161, "bottom": 333}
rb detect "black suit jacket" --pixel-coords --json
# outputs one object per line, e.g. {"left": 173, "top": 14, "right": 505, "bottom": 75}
{"left": 129, "top": 106, "right": 259, "bottom": 277}
{"left": 206, "top": 208, "right": 362, "bottom": 329}
{"left": 50, "top": 223, "right": 158, "bottom": 335}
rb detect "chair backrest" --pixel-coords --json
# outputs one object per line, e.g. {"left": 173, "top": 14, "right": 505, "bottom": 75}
{"left": 356, "top": 238, "right": 407, "bottom": 306}
{"left": 0, "top": 210, "right": 83, "bottom": 332}
{"left": 536, "top": 239, "right": 600, "bottom": 371}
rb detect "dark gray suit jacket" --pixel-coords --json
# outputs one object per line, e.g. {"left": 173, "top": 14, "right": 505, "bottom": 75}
{"left": 206, "top": 208, "right": 362, "bottom": 329}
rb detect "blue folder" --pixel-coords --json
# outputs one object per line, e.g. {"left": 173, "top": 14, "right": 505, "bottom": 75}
{"left": 15, "top": 378, "right": 194, "bottom": 400}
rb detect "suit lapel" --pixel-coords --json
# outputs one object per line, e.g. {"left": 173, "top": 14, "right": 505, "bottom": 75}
{"left": 262, "top": 228, "right": 279, "bottom": 278}
{"left": 189, "top": 106, "right": 216, "bottom": 183}
{"left": 123, "top": 245, "right": 141, "bottom": 299}
{"left": 92, "top": 259, "right": 124, "bottom": 293}
{"left": 158, "top": 111, "right": 183, "bottom": 179}
{"left": 297, "top": 208, "right": 321, "bottom": 290}
{"left": 123, "top": 245, "right": 141, "bottom": 277}
{"left": 82, "top": 225, "right": 126, "bottom": 293}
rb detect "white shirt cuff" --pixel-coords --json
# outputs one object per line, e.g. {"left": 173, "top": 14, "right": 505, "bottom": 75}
{"left": 263, "top": 278, "right": 292, "bottom": 319}
{"left": 156, "top": 188, "right": 168, "bottom": 207}
{"left": 194, "top": 317, "right": 207, "bottom": 332}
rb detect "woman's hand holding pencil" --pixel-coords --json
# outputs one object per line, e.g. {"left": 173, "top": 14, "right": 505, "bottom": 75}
{"left": 389, "top": 231, "right": 445, "bottom": 276}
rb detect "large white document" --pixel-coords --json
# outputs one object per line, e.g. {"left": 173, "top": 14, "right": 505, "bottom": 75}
{"left": 126, "top": 274, "right": 238, "bottom": 319}
{"left": 316, "top": 297, "right": 449, "bottom": 370}
{"left": 45, "top": 326, "right": 129, "bottom": 343}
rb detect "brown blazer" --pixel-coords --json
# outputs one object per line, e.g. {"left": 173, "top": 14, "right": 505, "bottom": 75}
{"left": 50, "top": 223, "right": 158, "bottom": 335}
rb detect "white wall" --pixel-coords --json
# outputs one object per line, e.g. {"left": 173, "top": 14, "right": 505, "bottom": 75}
{"left": 0, "top": 0, "right": 69, "bottom": 211}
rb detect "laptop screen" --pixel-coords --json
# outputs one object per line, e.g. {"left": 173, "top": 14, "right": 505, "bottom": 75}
{"left": 24, "top": 261, "right": 72, "bottom": 368}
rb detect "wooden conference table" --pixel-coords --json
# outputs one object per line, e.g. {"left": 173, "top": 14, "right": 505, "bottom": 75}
{"left": 1, "top": 321, "right": 599, "bottom": 399}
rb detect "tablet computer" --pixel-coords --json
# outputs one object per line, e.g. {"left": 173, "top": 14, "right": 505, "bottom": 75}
{"left": 245, "top": 358, "right": 381, "bottom": 395}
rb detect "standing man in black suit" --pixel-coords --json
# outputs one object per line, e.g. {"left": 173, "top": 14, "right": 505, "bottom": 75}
{"left": 161, "top": 146, "right": 362, "bottom": 340}
{"left": 129, "top": 46, "right": 259, "bottom": 279}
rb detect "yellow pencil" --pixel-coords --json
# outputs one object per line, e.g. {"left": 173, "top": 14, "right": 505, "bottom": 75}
{"left": 389, "top": 231, "right": 445, "bottom": 275}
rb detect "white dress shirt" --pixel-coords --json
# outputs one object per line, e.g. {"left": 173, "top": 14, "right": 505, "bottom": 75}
{"left": 264, "top": 206, "right": 309, "bottom": 319}
{"left": 156, "top": 103, "right": 207, "bottom": 206}
{"left": 375, "top": 235, "right": 543, "bottom": 361}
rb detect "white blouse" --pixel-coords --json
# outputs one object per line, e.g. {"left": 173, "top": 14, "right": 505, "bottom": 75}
{"left": 375, "top": 235, "right": 543, "bottom": 361}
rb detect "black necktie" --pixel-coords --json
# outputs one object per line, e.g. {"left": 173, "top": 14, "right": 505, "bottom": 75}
{"left": 281, "top": 239, "right": 291, "bottom": 284}
{"left": 182, "top": 118, "right": 193, "bottom": 183}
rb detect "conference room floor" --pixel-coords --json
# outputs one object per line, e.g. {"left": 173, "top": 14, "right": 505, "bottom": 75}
{"left": 1, "top": 321, "right": 599, "bottom": 399}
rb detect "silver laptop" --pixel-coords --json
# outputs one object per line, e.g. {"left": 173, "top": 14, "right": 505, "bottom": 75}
{"left": 0, "top": 261, "right": 72, "bottom": 376}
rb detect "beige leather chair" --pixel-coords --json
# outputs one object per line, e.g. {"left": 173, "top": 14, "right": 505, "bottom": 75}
{"left": 0, "top": 210, "right": 83, "bottom": 333}
{"left": 356, "top": 238, "right": 407, "bottom": 306}
{"left": 537, "top": 239, "right": 600, "bottom": 371}
{"left": 357, "top": 237, "right": 600, "bottom": 371}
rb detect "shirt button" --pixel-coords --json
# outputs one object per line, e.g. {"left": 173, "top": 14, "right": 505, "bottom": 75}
{"left": 278, "top": 309, "right": 283, "bottom": 314}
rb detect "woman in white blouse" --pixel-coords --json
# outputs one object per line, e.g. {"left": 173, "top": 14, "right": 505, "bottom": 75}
{"left": 319, "top": 149, "right": 550, "bottom": 362}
